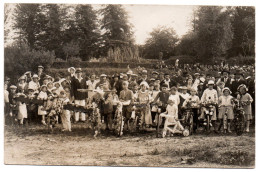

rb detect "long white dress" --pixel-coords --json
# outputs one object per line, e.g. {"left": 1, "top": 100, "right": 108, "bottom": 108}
{"left": 38, "top": 91, "right": 48, "bottom": 115}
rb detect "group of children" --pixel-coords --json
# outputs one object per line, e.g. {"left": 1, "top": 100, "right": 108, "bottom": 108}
{"left": 4, "top": 65, "right": 254, "bottom": 135}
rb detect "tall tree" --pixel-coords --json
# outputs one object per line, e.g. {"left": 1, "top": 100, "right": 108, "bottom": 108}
{"left": 194, "top": 6, "right": 233, "bottom": 59}
{"left": 143, "top": 26, "right": 178, "bottom": 59}
{"left": 99, "top": 5, "right": 133, "bottom": 55}
{"left": 13, "top": 4, "right": 45, "bottom": 49}
{"left": 229, "top": 7, "right": 255, "bottom": 57}
{"left": 73, "top": 4, "right": 100, "bottom": 60}
{"left": 38, "top": 4, "right": 64, "bottom": 58}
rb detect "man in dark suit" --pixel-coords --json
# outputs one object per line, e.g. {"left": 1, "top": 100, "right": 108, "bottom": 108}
{"left": 216, "top": 70, "right": 232, "bottom": 88}
{"left": 71, "top": 68, "right": 87, "bottom": 123}
{"left": 231, "top": 71, "right": 247, "bottom": 97}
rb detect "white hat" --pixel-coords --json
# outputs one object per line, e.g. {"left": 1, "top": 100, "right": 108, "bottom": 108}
{"left": 32, "top": 74, "right": 39, "bottom": 78}
{"left": 127, "top": 70, "right": 133, "bottom": 75}
{"left": 140, "top": 81, "right": 149, "bottom": 88}
{"left": 68, "top": 67, "right": 75, "bottom": 72}
{"left": 100, "top": 74, "right": 107, "bottom": 77}
{"left": 200, "top": 77, "right": 205, "bottom": 83}
{"left": 10, "top": 85, "right": 17, "bottom": 89}
{"left": 40, "top": 85, "right": 47, "bottom": 89}
{"left": 208, "top": 80, "right": 215, "bottom": 85}
{"left": 222, "top": 87, "right": 232, "bottom": 94}
{"left": 18, "top": 75, "right": 26, "bottom": 81}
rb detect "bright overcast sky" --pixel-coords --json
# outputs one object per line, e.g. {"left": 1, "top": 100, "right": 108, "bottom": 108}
{"left": 5, "top": 4, "right": 196, "bottom": 46}
{"left": 122, "top": 5, "right": 196, "bottom": 44}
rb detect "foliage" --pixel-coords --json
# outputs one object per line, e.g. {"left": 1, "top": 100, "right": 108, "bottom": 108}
{"left": 175, "top": 32, "right": 197, "bottom": 56}
{"left": 62, "top": 41, "right": 80, "bottom": 61}
{"left": 73, "top": 4, "right": 101, "bottom": 60}
{"left": 194, "top": 6, "right": 233, "bottom": 59}
{"left": 5, "top": 43, "right": 55, "bottom": 78}
{"left": 229, "top": 7, "right": 255, "bottom": 57}
{"left": 13, "top": 4, "right": 45, "bottom": 49}
{"left": 99, "top": 4, "right": 134, "bottom": 58}
{"left": 143, "top": 26, "right": 178, "bottom": 59}
{"left": 67, "top": 56, "right": 82, "bottom": 67}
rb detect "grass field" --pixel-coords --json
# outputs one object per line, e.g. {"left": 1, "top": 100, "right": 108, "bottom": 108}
{"left": 4, "top": 122, "right": 255, "bottom": 168}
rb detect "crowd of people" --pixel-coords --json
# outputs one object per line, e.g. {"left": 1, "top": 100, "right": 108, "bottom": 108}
{"left": 4, "top": 62, "right": 255, "bottom": 135}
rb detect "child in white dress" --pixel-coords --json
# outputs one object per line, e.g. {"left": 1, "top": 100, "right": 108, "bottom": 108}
{"left": 160, "top": 100, "right": 184, "bottom": 131}
{"left": 37, "top": 85, "right": 48, "bottom": 125}
{"left": 218, "top": 87, "right": 234, "bottom": 133}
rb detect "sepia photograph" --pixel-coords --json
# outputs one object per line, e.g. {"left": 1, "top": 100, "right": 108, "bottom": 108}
{"left": 3, "top": 0, "right": 256, "bottom": 169}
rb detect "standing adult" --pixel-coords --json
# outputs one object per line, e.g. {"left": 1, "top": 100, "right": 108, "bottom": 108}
{"left": 37, "top": 65, "right": 46, "bottom": 85}
{"left": 71, "top": 68, "right": 87, "bottom": 123}
{"left": 231, "top": 70, "right": 247, "bottom": 97}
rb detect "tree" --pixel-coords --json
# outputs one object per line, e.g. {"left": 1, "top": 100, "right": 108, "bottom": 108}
{"left": 99, "top": 5, "right": 134, "bottom": 55}
{"left": 194, "top": 6, "right": 233, "bottom": 59}
{"left": 13, "top": 4, "right": 45, "bottom": 49}
{"left": 229, "top": 7, "right": 255, "bottom": 57}
{"left": 176, "top": 32, "right": 197, "bottom": 56}
{"left": 73, "top": 4, "right": 100, "bottom": 60}
{"left": 143, "top": 26, "right": 178, "bottom": 59}
{"left": 35, "top": 4, "right": 65, "bottom": 58}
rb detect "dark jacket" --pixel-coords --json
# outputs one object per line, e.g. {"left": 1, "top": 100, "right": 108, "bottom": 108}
{"left": 71, "top": 77, "right": 87, "bottom": 100}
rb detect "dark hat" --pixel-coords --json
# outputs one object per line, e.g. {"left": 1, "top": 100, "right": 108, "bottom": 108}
{"left": 75, "top": 68, "right": 82, "bottom": 73}
{"left": 152, "top": 71, "right": 159, "bottom": 75}
{"left": 161, "top": 83, "right": 168, "bottom": 88}
{"left": 221, "top": 70, "right": 230, "bottom": 75}
{"left": 164, "top": 73, "right": 170, "bottom": 76}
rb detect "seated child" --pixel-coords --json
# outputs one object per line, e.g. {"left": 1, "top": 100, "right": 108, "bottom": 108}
{"left": 160, "top": 100, "right": 184, "bottom": 131}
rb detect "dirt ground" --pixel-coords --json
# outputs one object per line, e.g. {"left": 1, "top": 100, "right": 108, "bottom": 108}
{"left": 4, "top": 122, "right": 255, "bottom": 168}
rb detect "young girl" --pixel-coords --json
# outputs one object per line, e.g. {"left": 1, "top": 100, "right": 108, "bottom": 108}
{"left": 237, "top": 84, "right": 253, "bottom": 132}
{"left": 37, "top": 85, "right": 48, "bottom": 125}
{"left": 160, "top": 100, "right": 184, "bottom": 131}
{"left": 218, "top": 87, "right": 234, "bottom": 133}
{"left": 4, "top": 84, "right": 10, "bottom": 125}
{"left": 137, "top": 82, "right": 152, "bottom": 128}
{"left": 16, "top": 92, "right": 28, "bottom": 125}
{"left": 59, "top": 90, "right": 71, "bottom": 132}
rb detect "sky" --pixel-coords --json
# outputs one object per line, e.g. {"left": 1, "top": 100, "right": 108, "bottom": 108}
{"left": 122, "top": 5, "right": 196, "bottom": 44}
{"left": 5, "top": 4, "right": 196, "bottom": 45}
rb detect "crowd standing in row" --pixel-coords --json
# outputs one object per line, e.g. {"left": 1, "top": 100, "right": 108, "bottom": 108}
{"left": 4, "top": 62, "right": 255, "bottom": 134}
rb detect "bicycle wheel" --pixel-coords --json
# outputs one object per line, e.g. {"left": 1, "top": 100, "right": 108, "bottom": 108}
{"left": 235, "top": 112, "right": 245, "bottom": 136}
{"left": 206, "top": 115, "right": 210, "bottom": 131}
{"left": 189, "top": 113, "right": 194, "bottom": 135}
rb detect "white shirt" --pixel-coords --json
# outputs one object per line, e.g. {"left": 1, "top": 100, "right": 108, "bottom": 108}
{"left": 169, "top": 94, "right": 180, "bottom": 105}
{"left": 201, "top": 88, "right": 218, "bottom": 103}
{"left": 219, "top": 95, "right": 233, "bottom": 106}
{"left": 28, "top": 81, "right": 40, "bottom": 91}
{"left": 86, "top": 80, "right": 98, "bottom": 98}
{"left": 166, "top": 104, "right": 178, "bottom": 118}
{"left": 181, "top": 93, "right": 190, "bottom": 100}
{"left": 4, "top": 90, "right": 9, "bottom": 103}
{"left": 183, "top": 95, "right": 200, "bottom": 107}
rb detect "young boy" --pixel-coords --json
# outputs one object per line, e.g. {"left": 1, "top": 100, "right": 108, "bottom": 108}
{"left": 182, "top": 88, "right": 200, "bottom": 132}
{"left": 119, "top": 81, "right": 134, "bottom": 131}
{"left": 200, "top": 80, "right": 218, "bottom": 133}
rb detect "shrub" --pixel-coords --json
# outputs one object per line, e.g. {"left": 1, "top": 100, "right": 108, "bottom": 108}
{"left": 4, "top": 43, "right": 55, "bottom": 79}
{"left": 67, "top": 56, "right": 82, "bottom": 67}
